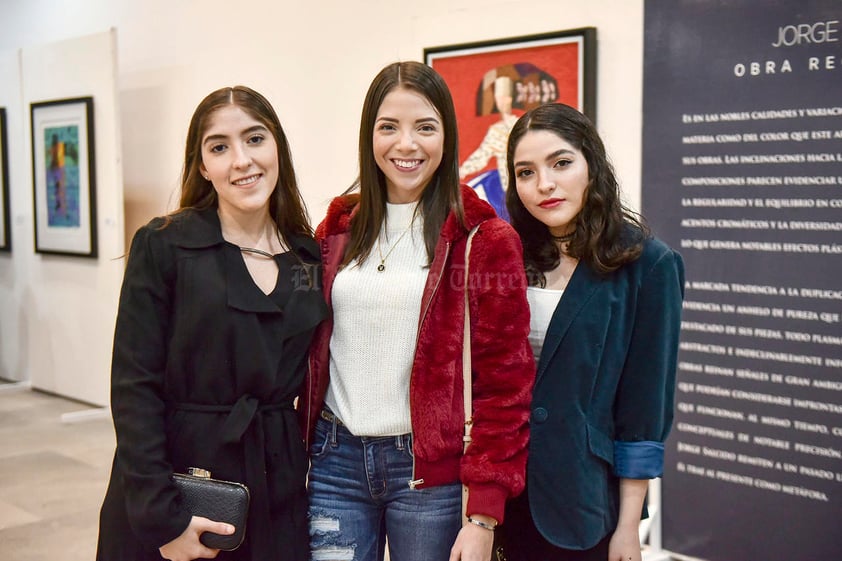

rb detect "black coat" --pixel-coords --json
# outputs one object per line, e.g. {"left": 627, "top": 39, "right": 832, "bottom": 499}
{"left": 97, "top": 208, "right": 326, "bottom": 561}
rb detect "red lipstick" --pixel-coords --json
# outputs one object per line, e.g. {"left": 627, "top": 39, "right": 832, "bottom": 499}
{"left": 539, "top": 198, "right": 563, "bottom": 208}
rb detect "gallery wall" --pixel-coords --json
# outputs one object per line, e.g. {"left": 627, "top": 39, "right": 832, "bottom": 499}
{"left": 0, "top": 0, "right": 645, "bottom": 404}
{"left": 0, "top": 30, "right": 125, "bottom": 405}
{"left": 0, "top": 49, "right": 26, "bottom": 384}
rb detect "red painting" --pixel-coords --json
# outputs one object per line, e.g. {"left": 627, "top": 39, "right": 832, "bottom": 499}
{"left": 426, "top": 29, "right": 596, "bottom": 220}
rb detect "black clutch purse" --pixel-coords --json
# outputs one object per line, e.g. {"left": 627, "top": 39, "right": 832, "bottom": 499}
{"left": 172, "top": 467, "right": 250, "bottom": 551}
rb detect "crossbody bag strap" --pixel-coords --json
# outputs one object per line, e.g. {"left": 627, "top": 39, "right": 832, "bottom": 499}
{"left": 462, "top": 224, "right": 480, "bottom": 526}
{"left": 463, "top": 224, "right": 480, "bottom": 450}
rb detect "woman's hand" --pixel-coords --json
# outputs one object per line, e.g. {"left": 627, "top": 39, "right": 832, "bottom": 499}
{"left": 607, "top": 524, "right": 642, "bottom": 561}
{"left": 158, "top": 515, "right": 234, "bottom": 561}
{"left": 608, "top": 478, "right": 647, "bottom": 561}
{"left": 449, "top": 518, "right": 495, "bottom": 561}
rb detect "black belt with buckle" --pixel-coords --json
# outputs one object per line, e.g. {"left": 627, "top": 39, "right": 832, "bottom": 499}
{"left": 320, "top": 408, "right": 344, "bottom": 427}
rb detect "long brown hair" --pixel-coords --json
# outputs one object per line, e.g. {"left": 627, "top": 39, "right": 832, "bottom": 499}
{"left": 342, "top": 61, "right": 463, "bottom": 267}
{"left": 176, "top": 85, "right": 312, "bottom": 244}
{"left": 505, "top": 103, "right": 648, "bottom": 284}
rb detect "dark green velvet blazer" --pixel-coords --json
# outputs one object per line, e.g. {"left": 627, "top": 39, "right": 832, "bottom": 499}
{"left": 526, "top": 237, "right": 684, "bottom": 550}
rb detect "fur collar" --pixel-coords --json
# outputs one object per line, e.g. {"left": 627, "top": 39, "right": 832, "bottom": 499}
{"left": 316, "top": 185, "right": 497, "bottom": 241}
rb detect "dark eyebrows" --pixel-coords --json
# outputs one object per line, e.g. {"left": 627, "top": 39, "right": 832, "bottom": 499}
{"left": 513, "top": 148, "right": 576, "bottom": 168}
{"left": 545, "top": 148, "right": 576, "bottom": 161}
{"left": 202, "top": 125, "right": 269, "bottom": 146}
{"left": 375, "top": 116, "right": 440, "bottom": 125}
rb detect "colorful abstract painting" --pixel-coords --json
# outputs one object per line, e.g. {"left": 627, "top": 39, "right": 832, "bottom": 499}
{"left": 44, "top": 125, "right": 81, "bottom": 228}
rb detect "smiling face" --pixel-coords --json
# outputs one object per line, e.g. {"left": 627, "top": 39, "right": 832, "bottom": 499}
{"left": 199, "top": 104, "right": 279, "bottom": 218}
{"left": 512, "top": 129, "right": 589, "bottom": 237}
{"left": 372, "top": 87, "right": 444, "bottom": 203}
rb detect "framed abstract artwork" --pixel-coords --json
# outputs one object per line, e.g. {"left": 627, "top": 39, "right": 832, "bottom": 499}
{"left": 425, "top": 28, "right": 596, "bottom": 220}
{"left": 30, "top": 96, "right": 97, "bottom": 257}
{"left": 0, "top": 107, "right": 10, "bottom": 251}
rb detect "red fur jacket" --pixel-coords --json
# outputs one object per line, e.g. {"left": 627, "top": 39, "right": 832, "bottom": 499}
{"left": 299, "top": 186, "right": 534, "bottom": 523}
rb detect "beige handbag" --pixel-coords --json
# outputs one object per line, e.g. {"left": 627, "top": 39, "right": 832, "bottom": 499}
{"left": 461, "top": 225, "right": 480, "bottom": 526}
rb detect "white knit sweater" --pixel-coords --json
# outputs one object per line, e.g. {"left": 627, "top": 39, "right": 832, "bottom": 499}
{"left": 324, "top": 202, "right": 428, "bottom": 436}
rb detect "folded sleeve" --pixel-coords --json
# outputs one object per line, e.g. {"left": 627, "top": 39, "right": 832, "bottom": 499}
{"left": 612, "top": 245, "right": 685, "bottom": 479}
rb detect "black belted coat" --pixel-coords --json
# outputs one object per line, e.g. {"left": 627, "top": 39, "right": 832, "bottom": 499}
{"left": 96, "top": 208, "right": 326, "bottom": 561}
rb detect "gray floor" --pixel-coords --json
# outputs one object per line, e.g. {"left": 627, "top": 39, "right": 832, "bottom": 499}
{"left": 0, "top": 384, "right": 115, "bottom": 561}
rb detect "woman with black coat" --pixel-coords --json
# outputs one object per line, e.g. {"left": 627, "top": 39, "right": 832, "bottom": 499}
{"left": 96, "top": 86, "right": 326, "bottom": 561}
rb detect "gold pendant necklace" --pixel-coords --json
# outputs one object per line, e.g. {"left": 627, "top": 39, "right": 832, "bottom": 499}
{"left": 376, "top": 220, "right": 415, "bottom": 272}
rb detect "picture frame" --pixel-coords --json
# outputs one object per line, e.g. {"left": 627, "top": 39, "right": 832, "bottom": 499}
{"left": 30, "top": 96, "right": 97, "bottom": 257}
{"left": 425, "top": 28, "right": 596, "bottom": 220}
{"left": 0, "top": 107, "right": 10, "bottom": 252}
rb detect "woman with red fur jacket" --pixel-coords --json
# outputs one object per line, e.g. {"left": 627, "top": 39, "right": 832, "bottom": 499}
{"left": 299, "top": 61, "right": 534, "bottom": 561}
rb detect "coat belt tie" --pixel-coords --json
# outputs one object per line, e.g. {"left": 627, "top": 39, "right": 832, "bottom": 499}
{"left": 174, "top": 395, "right": 294, "bottom": 557}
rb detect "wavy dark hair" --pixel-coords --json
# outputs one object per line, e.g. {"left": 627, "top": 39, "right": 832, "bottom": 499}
{"left": 342, "top": 61, "right": 464, "bottom": 267}
{"left": 505, "top": 103, "right": 648, "bottom": 285}
{"left": 172, "top": 85, "right": 312, "bottom": 245}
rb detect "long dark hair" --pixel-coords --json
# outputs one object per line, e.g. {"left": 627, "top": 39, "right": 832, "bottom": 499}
{"left": 505, "top": 103, "right": 648, "bottom": 284}
{"left": 342, "top": 61, "right": 463, "bottom": 267}
{"left": 176, "top": 85, "right": 312, "bottom": 245}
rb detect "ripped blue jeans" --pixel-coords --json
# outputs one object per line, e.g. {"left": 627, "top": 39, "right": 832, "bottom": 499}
{"left": 307, "top": 413, "right": 461, "bottom": 561}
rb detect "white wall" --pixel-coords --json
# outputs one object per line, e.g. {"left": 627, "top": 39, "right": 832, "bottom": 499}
{"left": 16, "top": 30, "right": 125, "bottom": 405}
{"left": 0, "top": 0, "right": 645, "bottom": 397}
{"left": 0, "top": 48, "right": 27, "bottom": 383}
{"left": 0, "top": 29, "right": 124, "bottom": 404}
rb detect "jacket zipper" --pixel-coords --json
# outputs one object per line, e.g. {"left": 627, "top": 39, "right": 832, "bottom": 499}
{"left": 408, "top": 240, "right": 451, "bottom": 489}
{"left": 307, "top": 238, "right": 330, "bottom": 450}
{"left": 305, "top": 360, "right": 313, "bottom": 449}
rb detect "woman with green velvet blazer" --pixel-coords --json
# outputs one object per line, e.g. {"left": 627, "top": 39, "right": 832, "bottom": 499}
{"left": 501, "top": 103, "right": 685, "bottom": 561}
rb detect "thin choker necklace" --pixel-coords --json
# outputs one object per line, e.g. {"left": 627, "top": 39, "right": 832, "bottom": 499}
{"left": 376, "top": 219, "right": 415, "bottom": 272}
{"left": 239, "top": 246, "right": 275, "bottom": 259}
{"left": 236, "top": 230, "right": 283, "bottom": 259}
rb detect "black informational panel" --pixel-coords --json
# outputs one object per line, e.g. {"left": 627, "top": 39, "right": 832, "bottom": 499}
{"left": 642, "top": 2, "right": 842, "bottom": 560}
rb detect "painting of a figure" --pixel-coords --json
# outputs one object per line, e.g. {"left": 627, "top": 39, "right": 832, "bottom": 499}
{"left": 45, "top": 125, "right": 81, "bottom": 227}
{"left": 31, "top": 96, "right": 97, "bottom": 257}
{"left": 426, "top": 29, "right": 596, "bottom": 220}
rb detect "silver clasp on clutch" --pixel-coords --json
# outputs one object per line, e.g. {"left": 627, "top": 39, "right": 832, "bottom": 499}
{"left": 187, "top": 467, "right": 212, "bottom": 478}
